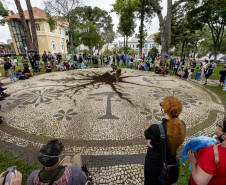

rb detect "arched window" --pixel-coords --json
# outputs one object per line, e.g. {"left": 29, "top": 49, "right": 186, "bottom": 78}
{"left": 60, "top": 41, "right": 65, "bottom": 51}
{"left": 51, "top": 40, "right": 57, "bottom": 52}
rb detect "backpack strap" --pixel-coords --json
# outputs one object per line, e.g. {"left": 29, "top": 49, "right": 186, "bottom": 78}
{"left": 159, "top": 124, "right": 167, "bottom": 165}
{"left": 213, "top": 144, "right": 219, "bottom": 166}
{"left": 48, "top": 165, "right": 65, "bottom": 185}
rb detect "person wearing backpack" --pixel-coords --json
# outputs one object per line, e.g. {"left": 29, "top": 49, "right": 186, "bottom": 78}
{"left": 27, "top": 140, "right": 87, "bottom": 185}
{"left": 144, "top": 96, "right": 185, "bottom": 185}
{"left": 187, "top": 118, "right": 226, "bottom": 185}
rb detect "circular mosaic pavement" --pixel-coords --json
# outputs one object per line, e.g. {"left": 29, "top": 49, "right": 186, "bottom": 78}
{"left": 0, "top": 68, "right": 225, "bottom": 184}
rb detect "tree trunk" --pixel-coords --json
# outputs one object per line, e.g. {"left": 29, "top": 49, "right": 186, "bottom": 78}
{"left": 125, "top": 35, "right": 128, "bottom": 56}
{"left": 181, "top": 40, "right": 186, "bottom": 61}
{"left": 159, "top": 23, "right": 167, "bottom": 65}
{"left": 25, "top": 0, "right": 38, "bottom": 51}
{"left": 69, "top": 28, "right": 74, "bottom": 60}
{"left": 14, "top": 0, "right": 33, "bottom": 50}
{"left": 139, "top": 0, "right": 145, "bottom": 56}
{"left": 165, "top": 0, "right": 172, "bottom": 51}
{"left": 123, "top": 35, "right": 125, "bottom": 54}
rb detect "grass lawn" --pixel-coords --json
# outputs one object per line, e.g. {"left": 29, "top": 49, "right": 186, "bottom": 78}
{"left": 0, "top": 153, "right": 37, "bottom": 184}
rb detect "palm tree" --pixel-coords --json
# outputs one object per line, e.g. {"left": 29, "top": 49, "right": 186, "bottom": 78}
{"left": 25, "top": 0, "right": 39, "bottom": 51}
{"left": 14, "top": 0, "right": 33, "bottom": 50}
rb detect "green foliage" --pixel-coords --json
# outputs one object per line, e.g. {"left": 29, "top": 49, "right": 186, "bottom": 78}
{"left": 103, "top": 50, "right": 113, "bottom": 56}
{"left": 82, "top": 49, "right": 89, "bottom": 54}
{"left": 46, "top": 12, "right": 57, "bottom": 31}
{"left": 70, "top": 6, "right": 114, "bottom": 52}
{"left": 0, "top": 1, "right": 8, "bottom": 16}
{"left": 0, "top": 153, "right": 37, "bottom": 185}
{"left": 114, "top": 0, "right": 138, "bottom": 37}
{"left": 148, "top": 47, "right": 158, "bottom": 57}
{"left": 128, "top": 49, "right": 137, "bottom": 56}
{"left": 186, "top": 0, "right": 226, "bottom": 60}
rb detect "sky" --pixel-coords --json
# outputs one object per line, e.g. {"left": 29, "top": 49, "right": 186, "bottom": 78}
{"left": 0, "top": 0, "right": 163, "bottom": 43}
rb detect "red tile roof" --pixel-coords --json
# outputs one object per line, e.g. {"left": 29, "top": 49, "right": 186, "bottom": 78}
{"left": 148, "top": 33, "right": 159, "bottom": 38}
{"left": 2, "top": 7, "right": 69, "bottom": 27}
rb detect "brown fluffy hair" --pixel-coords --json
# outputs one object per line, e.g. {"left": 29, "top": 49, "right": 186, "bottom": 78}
{"left": 162, "top": 96, "right": 185, "bottom": 155}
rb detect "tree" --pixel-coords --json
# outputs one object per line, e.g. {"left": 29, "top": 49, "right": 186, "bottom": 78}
{"left": 80, "top": 22, "right": 101, "bottom": 54}
{"left": 0, "top": 1, "right": 8, "bottom": 16}
{"left": 70, "top": 6, "right": 114, "bottom": 54}
{"left": 148, "top": 47, "right": 158, "bottom": 57}
{"left": 137, "top": 0, "right": 153, "bottom": 55}
{"left": 25, "top": 0, "right": 38, "bottom": 51}
{"left": 44, "top": 0, "right": 80, "bottom": 59}
{"left": 128, "top": 49, "right": 138, "bottom": 55}
{"left": 113, "top": 0, "right": 139, "bottom": 55}
{"left": 14, "top": 0, "right": 33, "bottom": 50}
{"left": 170, "top": 4, "right": 201, "bottom": 59}
{"left": 149, "top": 0, "right": 196, "bottom": 61}
{"left": 186, "top": 0, "right": 226, "bottom": 61}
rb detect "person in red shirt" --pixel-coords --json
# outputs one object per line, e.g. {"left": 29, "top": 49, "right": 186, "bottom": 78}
{"left": 187, "top": 118, "right": 226, "bottom": 185}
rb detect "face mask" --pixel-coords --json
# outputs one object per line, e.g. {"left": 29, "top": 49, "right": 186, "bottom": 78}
{"left": 217, "top": 133, "right": 225, "bottom": 143}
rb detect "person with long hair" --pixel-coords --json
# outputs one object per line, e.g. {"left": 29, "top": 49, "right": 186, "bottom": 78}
{"left": 144, "top": 96, "right": 186, "bottom": 185}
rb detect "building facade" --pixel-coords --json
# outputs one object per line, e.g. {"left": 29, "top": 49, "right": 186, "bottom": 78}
{"left": 119, "top": 33, "right": 161, "bottom": 56}
{"left": 2, "top": 7, "right": 69, "bottom": 55}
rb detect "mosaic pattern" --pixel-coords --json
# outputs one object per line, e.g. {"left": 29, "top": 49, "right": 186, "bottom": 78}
{"left": 0, "top": 68, "right": 224, "bottom": 185}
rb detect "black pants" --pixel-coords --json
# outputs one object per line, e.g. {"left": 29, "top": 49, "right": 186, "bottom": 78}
{"left": 144, "top": 155, "right": 163, "bottom": 185}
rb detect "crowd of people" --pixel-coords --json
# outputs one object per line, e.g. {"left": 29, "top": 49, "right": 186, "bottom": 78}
{"left": 0, "top": 96, "right": 225, "bottom": 185}
{"left": 1, "top": 52, "right": 226, "bottom": 89}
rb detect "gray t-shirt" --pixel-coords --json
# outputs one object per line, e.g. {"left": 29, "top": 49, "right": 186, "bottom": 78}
{"left": 27, "top": 165, "right": 87, "bottom": 185}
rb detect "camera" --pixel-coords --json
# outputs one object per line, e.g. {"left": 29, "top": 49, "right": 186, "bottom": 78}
{"left": 3, "top": 166, "right": 17, "bottom": 185}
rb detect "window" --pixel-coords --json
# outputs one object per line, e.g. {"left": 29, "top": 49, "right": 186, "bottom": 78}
{"left": 35, "top": 23, "right": 40, "bottom": 31}
{"left": 136, "top": 45, "right": 139, "bottom": 48}
{"left": 144, "top": 44, "right": 148, "bottom": 49}
{"left": 51, "top": 40, "right": 57, "bottom": 52}
{"left": 59, "top": 28, "right": 62, "bottom": 34}
{"left": 60, "top": 41, "right": 65, "bottom": 51}
{"left": 150, "top": 44, "right": 152, "bottom": 48}
{"left": 133, "top": 45, "right": 134, "bottom": 48}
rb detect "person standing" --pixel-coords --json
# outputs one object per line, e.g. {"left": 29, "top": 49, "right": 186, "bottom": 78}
{"left": 204, "top": 64, "right": 213, "bottom": 85}
{"left": 201, "top": 59, "right": 208, "bottom": 83}
{"left": 48, "top": 51, "right": 54, "bottom": 68}
{"left": 21, "top": 55, "right": 29, "bottom": 68}
{"left": 42, "top": 51, "right": 48, "bottom": 68}
{"left": 34, "top": 52, "right": 41, "bottom": 69}
{"left": 116, "top": 54, "right": 120, "bottom": 66}
{"left": 126, "top": 55, "right": 130, "bottom": 68}
{"left": 194, "top": 63, "right": 202, "bottom": 81}
{"left": 219, "top": 66, "right": 226, "bottom": 86}
{"left": 28, "top": 53, "right": 35, "bottom": 69}
{"left": 144, "top": 96, "right": 185, "bottom": 185}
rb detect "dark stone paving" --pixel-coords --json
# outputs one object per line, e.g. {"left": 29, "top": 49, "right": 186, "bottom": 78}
{"left": 82, "top": 154, "right": 146, "bottom": 168}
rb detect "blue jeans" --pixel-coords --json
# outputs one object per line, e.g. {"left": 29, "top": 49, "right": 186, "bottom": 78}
{"left": 126, "top": 60, "right": 130, "bottom": 68}
{"left": 195, "top": 71, "right": 201, "bottom": 81}
{"left": 9, "top": 68, "right": 15, "bottom": 82}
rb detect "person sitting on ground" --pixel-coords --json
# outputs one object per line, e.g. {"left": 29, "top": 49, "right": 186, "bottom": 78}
{"left": 219, "top": 66, "right": 226, "bottom": 87}
{"left": 33, "top": 64, "right": 41, "bottom": 72}
{"left": 63, "top": 61, "right": 70, "bottom": 70}
{"left": 23, "top": 66, "right": 33, "bottom": 78}
{"left": 159, "top": 62, "right": 169, "bottom": 75}
{"left": 27, "top": 139, "right": 87, "bottom": 185}
{"left": 74, "top": 61, "right": 79, "bottom": 69}
{"left": 68, "top": 60, "right": 73, "bottom": 69}
{"left": 176, "top": 68, "right": 185, "bottom": 78}
{"left": 187, "top": 118, "right": 226, "bottom": 185}
{"left": 45, "top": 64, "right": 52, "bottom": 73}
{"left": 81, "top": 61, "right": 86, "bottom": 69}
{"left": 16, "top": 68, "right": 25, "bottom": 80}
